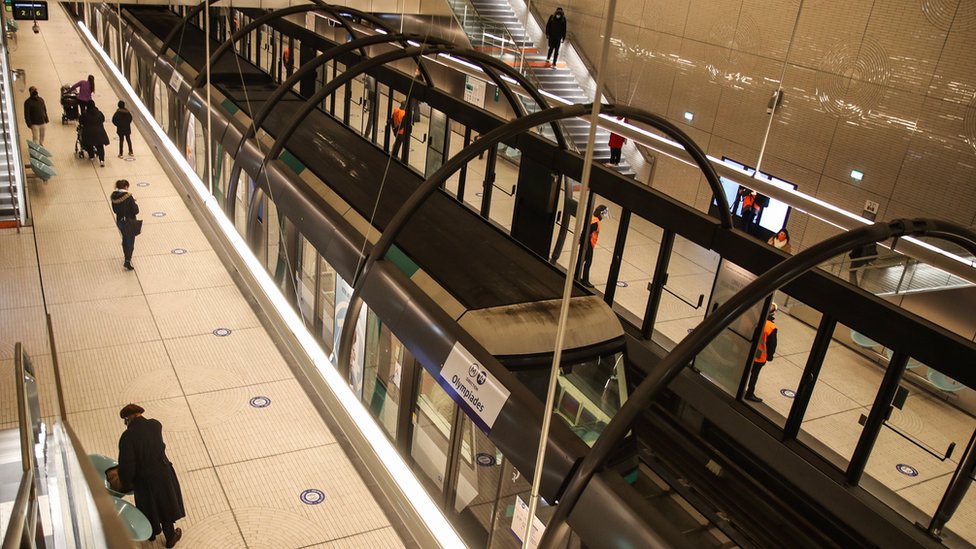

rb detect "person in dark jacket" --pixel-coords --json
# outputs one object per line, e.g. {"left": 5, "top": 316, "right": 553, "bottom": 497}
{"left": 79, "top": 102, "right": 110, "bottom": 166}
{"left": 111, "top": 179, "right": 140, "bottom": 270}
{"left": 545, "top": 8, "right": 568, "bottom": 68}
{"left": 24, "top": 86, "right": 49, "bottom": 145}
{"left": 745, "top": 303, "right": 779, "bottom": 403}
{"left": 118, "top": 404, "right": 185, "bottom": 548}
{"left": 112, "top": 100, "right": 134, "bottom": 158}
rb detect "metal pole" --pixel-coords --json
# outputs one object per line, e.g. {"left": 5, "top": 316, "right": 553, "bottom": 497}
{"left": 519, "top": 0, "right": 532, "bottom": 75}
{"left": 522, "top": 0, "right": 617, "bottom": 546}
{"left": 754, "top": 0, "right": 803, "bottom": 174}
{"left": 205, "top": 2, "right": 212, "bottom": 194}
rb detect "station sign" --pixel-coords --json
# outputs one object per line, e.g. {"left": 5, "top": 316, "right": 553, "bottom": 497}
{"left": 12, "top": 0, "right": 47, "bottom": 20}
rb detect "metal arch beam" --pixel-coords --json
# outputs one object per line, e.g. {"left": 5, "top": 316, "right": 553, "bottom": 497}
{"left": 330, "top": 103, "right": 731, "bottom": 384}
{"left": 536, "top": 218, "right": 976, "bottom": 547}
{"left": 222, "top": 33, "right": 455, "bottom": 217}
{"left": 236, "top": 43, "right": 571, "bottom": 217}
{"left": 154, "top": 0, "right": 220, "bottom": 59}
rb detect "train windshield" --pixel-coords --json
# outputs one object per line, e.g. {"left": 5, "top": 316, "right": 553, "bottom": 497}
{"left": 554, "top": 350, "right": 627, "bottom": 447}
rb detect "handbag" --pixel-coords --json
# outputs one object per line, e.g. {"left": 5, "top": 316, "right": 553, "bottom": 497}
{"left": 121, "top": 218, "right": 143, "bottom": 237}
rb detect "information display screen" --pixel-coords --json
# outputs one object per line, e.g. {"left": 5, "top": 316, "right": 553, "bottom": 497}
{"left": 713, "top": 157, "right": 797, "bottom": 233}
{"left": 12, "top": 0, "right": 47, "bottom": 20}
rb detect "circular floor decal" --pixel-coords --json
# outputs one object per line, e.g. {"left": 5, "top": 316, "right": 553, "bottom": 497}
{"left": 213, "top": 328, "right": 232, "bottom": 337}
{"left": 780, "top": 389, "right": 796, "bottom": 399}
{"left": 475, "top": 453, "right": 497, "bottom": 467}
{"left": 152, "top": 212, "right": 167, "bottom": 218}
{"left": 136, "top": 182, "right": 150, "bottom": 187}
{"left": 475, "top": 192, "right": 483, "bottom": 197}
{"left": 616, "top": 281, "right": 628, "bottom": 288}
{"left": 171, "top": 248, "right": 187, "bottom": 255}
{"left": 123, "top": 157, "right": 136, "bottom": 162}
{"left": 249, "top": 396, "right": 271, "bottom": 408}
{"left": 896, "top": 464, "right": 919, "bottom": 477}
{"left": 300, "top": 489, "right": 326, "bottom": 505}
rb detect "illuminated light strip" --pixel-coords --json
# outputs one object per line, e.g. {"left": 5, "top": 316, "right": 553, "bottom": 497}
{"left": 76, "top": 21, "right": 465, "bottom": 549}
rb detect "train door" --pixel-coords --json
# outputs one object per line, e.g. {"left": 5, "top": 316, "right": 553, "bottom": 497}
{"left": 410, "top": 369, "right": 455, "bottom": 498}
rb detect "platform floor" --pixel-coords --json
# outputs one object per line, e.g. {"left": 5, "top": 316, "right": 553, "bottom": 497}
{"left": 0, "top": 6, "right": 406, "bottom": 548}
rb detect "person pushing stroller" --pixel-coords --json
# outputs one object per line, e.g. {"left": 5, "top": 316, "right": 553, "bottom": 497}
{"left": 79, "top": 101, "right": 110, "bottom": 167}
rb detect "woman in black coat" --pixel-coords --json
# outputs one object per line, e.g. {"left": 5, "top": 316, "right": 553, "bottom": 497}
{"left": 118, "top": 404, "right": 185, "bottom": 548}
{"left": 79, "top": 101, "right": 110, "bottom": 166}
{"left": 545, "top": 7, "right": 568, "bottom": 67}
{"left": 111, "top": 179, "right": 140, "bottom": 270}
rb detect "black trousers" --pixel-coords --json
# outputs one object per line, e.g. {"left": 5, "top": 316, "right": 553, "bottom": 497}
{"left": 746, "top": 360, "right": 766, "bottom": 395}
{"left": 580, "top": 243, "right": 595, "bottom": 284}
{"left": 609, "top": 147, "right": 621, "bottom": 164}
{"left": 117, "top": 220, "right": 136, "bottom": 262}
{"left": 86, "top": 143, "right": 105, "bottom": 162}
{"left": 547, "top": 41, "right": 562, "bottom": 64}
{"left": 118, "top": 133, "right": 132, "bottom": 156}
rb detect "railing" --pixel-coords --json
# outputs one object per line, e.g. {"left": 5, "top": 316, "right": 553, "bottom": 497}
{"left": 2, "top": 343, "right": 135, "bottom": 549}
{"left": 0, "top": 17, "right": 24, "bottom": 228}
{"left": 817, "top": 251, "right": 974, "bottom": 295}
{"left": 446, "top": 0, "right": 525, "bottom": 69}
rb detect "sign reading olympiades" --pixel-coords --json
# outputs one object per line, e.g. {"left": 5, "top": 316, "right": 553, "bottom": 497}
{"left": 439, "top": 343, "right": 511, "bottom": 433}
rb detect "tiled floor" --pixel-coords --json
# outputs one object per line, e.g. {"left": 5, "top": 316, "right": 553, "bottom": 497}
{"left": 2, "top": 7, "right": 405, "bottom": 548}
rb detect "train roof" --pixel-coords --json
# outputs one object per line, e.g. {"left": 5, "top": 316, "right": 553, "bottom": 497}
{"left": 130, "top": 7, "right": 589, "bottom": 312}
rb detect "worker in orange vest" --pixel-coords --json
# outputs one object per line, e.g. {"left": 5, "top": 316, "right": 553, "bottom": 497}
{"left": 738, "top": 187, "right": 761, "bottom": 235}
{"left": 579, "top": 204, "right": 608, "bottom": 288}
{"left": 745, "top": 303, "right": 779, "bottom": 403}
{"left": 390, "top": 103, "right": 408, "bottom": 158}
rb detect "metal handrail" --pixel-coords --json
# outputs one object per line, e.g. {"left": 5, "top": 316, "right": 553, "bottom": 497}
{"left": 3, "top": 343, "right": 36, "bottom": 549}
{"left": 0, "top": 27, "right": 23, "bottom": 230}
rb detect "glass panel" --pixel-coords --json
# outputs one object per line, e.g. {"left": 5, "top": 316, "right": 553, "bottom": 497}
{"left": 556, "top": 350, "right": 626, "bottom": 446}
{"left": 445, "top": 128, "right": 486, "bottom": 211}
{"left": 653, "top": 235, "right": 719, "bottom": 346}
{"left": 451, "top": 415, "right": 503, "bottom": 547}
{"left": 797, "top": 323, "right": 888, "bottom": 469}
{"left": 411, "top": 368, "right": 456, "bottom": 495}
{"left": 866, "top": 363, "right": 975, "bottom": 544}
{"left": 488, "top": 144, "right": 519, "bottom": 230}
{"left": 613, "top": 214, "right": 664, "bottom": 326}
{"left": 362, "top": 315, "right": 411, "bottom": 440}
{"left": 296, "top": 237, "right": 317, "bottom": 326}
{"left": 317, "top": 255, "right": 336, "bottom": 353}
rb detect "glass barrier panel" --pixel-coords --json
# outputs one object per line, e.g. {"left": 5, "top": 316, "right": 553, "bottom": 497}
{"left": 796, "top": 322, "right": 888, "bottom": 470}
{"left": 362, "top": 312, "right": 410, "bottom": 440}
{"left": 488, "top": 145, "right": 519, "bottom": 231}
{"left": 264, "top": 195, "right": 280, "bottom": 273}
{"left": 317, "top": 255, "right": 337, "bottom": 354}
{"left": 864, "top": 362, "right": 974, "bottom": 545}
{"left": 296, "top": 236, "right": 317, "bottom": 326}
{"left": 333, "top": 61, "right": 347, "bottom": 122}
{"left": 411, "top": 368, "right": 456, "bottom": 496}
{"left": 651, "top": 235, "right": 719, "bottom": 346}
{"left": 445, "top": 129, "right": 486, "bottom": 212}
{"left": 451, "top": 414, "right": 504, "bottom": 547}
{"left": 613, "top": 213, "right": 664, "bottom": 327}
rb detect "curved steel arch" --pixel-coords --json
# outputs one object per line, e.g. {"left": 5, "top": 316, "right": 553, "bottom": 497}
{"left": 155, "top": 0, "right": 220, "bottom": 58}
{"left": 222, "top": 33, "right": 545, "bottom": 215}
{"left": 536, "top": 218, "right": 976, "bottom": 548}
{"left": 223, "top": 33, "right": 454, "bottom": 217}
{"left": 190, "top": 2, "right": 434, "bottom": 89}
{"left": 331, "top": 103, "right": 734, "bottom": 382}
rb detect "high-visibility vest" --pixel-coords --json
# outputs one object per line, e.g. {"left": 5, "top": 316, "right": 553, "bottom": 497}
{"left": 589, "top": 215, "right": 601, "bottom": 247}
{"left": 392, "top": 108, "right": 406, "bottom": 135}
{"left": 743, "top": 193, "right": 758, "bottom": 212}
{"left": 755, "top": 320, "right": 777, "bottom": 363}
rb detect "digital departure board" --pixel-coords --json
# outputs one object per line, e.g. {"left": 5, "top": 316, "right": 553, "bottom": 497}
{"left": 11, "top": 0, "right": 47, "bottom": 20}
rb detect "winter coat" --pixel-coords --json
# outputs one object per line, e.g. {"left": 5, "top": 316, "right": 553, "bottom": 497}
{"left": 70, "top": 80, "right": 93, "bottom": 102}
{"left": 111, "top": 190, "right": 139, "bottom": 222}
{"left": 112, "top": 108, "right": 133, "bottom": 136}
{"left": 79, "top": 108, "right": 110, "bottom": 147}
{"left": 24, "top": 95, "right": 49, "bottom": 126}
{"left": 118, "top": 416, "right": 185, "bottom": 526}
{"left": 546, "top": 13, "right": 567, "bottom": 45}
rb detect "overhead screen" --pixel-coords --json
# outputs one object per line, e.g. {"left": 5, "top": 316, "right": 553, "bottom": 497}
{"left": 713, "top": 157, "right": 797, "bottom": 233}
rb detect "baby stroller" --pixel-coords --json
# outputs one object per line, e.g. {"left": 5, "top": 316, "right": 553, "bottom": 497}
{"left": 60, "top": 85, "right": 80, "bottom": 124}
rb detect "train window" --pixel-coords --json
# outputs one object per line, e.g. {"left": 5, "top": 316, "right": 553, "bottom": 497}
{"left": 362, "top": 313, "right": 410, "bottom": 440}
{"left": 410, "top": 369, "right": 456, "bottom": 496}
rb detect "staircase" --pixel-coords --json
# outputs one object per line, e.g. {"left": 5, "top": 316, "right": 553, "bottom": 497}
{"left": 449, "top": 0, "right": 636, "bottom": 177}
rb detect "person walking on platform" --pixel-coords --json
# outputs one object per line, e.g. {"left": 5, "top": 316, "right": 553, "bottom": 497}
{"left": 80, "top": 102, "right": 110, "bottom": 166}
{"left": 68, "top": 74, "right": 96, "bottom": 114}
{"left": 118, "top": 404, "right": 185, "bottom": 548}
{"left": 545, "top": 8, "right": 568, "bottom": 68}
{"left": 112, "top": 101, "right": 134, "bottom": 158}
{"left": 24, "top": 86, "right": 49, "bottom": 145}
{"left": 745, "top": 303, "right": 778, "bottom": 403}
{"left": 111, "top": 179, "right": 140, "bottom": 271}
{"left": 738, "top": 187, "right": 761, "bottom": 235}
{"left": 390, "top": 102, "right": 409, "bottom": 159}
{"left": 579, "top": 204, "right": 608, "bottom": 288}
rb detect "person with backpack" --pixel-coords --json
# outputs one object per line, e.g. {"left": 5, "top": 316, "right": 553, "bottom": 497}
{"left": 545, "top": 8, "right": 568, "bottom": 68}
